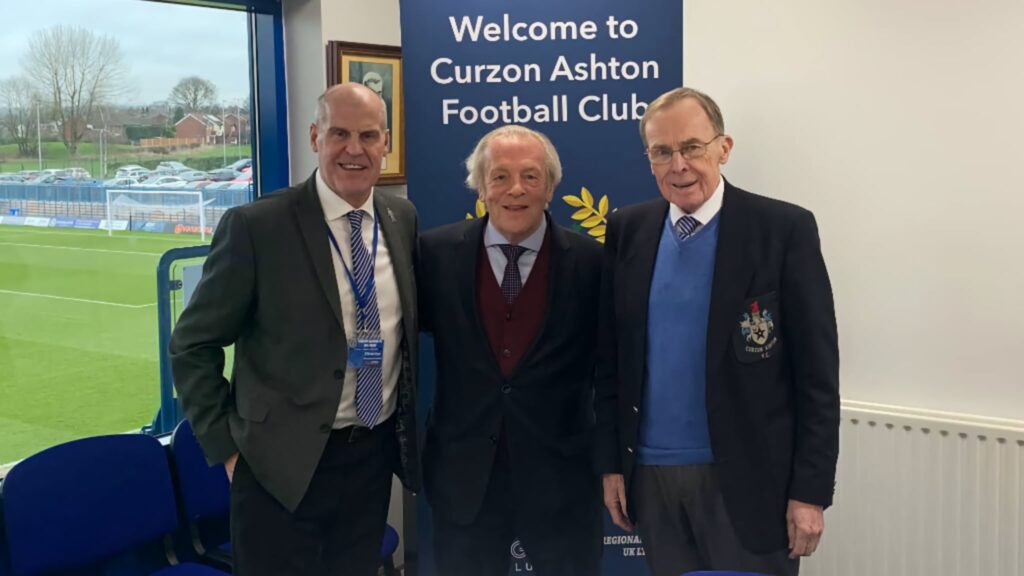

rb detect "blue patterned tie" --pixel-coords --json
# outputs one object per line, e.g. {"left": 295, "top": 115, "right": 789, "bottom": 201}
{"left": 499, "top": 244, "right": 526, "bottom": 305}
{"left": 347, "top": 210, "right": 383, "bottom": 427}
{"left": 675, "top": 215, "right": 701, "bottom": 241}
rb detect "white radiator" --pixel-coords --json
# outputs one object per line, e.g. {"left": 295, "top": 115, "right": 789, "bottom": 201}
{"left": 804, "top": 401, "right": 1024, "bottom": 576}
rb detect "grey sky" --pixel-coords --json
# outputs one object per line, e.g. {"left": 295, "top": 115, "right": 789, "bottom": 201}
{"left": 0, "top": 0, "right": 250, "bottom": 105}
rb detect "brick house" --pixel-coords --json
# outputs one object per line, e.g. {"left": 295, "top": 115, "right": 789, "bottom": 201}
{"left": 174, "top": 113, "right": 222, "bottom": 144}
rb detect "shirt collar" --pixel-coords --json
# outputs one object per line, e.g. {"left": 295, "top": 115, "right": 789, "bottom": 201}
{"left": 484, "top": 213, "right": 547, "bottom": 252}
{"left": 315, "top": 168, "right": 376, "bottom": 222}
{"left": 669, "top": 176, "right": 725, "bottom": 226}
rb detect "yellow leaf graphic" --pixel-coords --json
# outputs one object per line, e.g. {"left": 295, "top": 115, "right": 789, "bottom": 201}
{"left": 598, "top": 195, "right": 609, "bottom": 217}
{"left": 563, "top": 195, "right": 584, "bottom": 208}
{"left": 465, "top": 213, "right": 473, "bottom": 219}
{"left": 571, "top": 207, "right": 591, "bottom": 220}
{"left": 597, "top": 236, "right": 606, "bottom": 244}
{"left": 588, "top": 225, "right": 606, "bottom": 237}
{"left": 580, "top": 186, "right": 594, "bottom": 207}
{"left": 475, "top": 200, "right": 487, "bottom": 217}
{"left": 582, "top": 214, "right": 604, "bottom": 227}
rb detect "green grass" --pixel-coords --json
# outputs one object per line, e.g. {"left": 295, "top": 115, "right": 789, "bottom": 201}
{"left": 0, "top": 141, "right": 250, "bottom": 175}
{"left": 0, "top": 225, "right": 209, "bottom": 464}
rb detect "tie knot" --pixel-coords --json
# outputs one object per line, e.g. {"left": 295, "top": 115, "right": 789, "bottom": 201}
{"left": 347, "top": 210, "right": 365, "bottom": 231}
{"left": 675, "top": 215, "right": 701, "bottom": 241}
{"left": 499, "top": 244, "right": 526, "bottom": 264}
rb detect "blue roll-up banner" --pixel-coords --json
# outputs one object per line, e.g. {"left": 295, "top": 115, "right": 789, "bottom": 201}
{"left": 400, "top": 1, "right": 681, "bottom": 574}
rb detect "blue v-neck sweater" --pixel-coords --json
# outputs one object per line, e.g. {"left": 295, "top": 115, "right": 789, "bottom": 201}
{"left": 638, "top": 213, "right": 720, "bottom": 465}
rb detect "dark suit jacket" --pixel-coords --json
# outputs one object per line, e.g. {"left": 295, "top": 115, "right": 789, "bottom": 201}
{"left": 418, "top": 215, "right": 602, "bottom": 530}
{"left": 595, "top": 181, "right": 840, "bottom": 553}
{"left": 169, "top": 174, "right": 420, "bottom": 512}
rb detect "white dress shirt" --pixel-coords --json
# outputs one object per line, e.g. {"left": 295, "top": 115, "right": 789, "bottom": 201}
{"left": 315, "top": 170, "right": 402, "bottom": 429}
{"left": 668, "top": 176, "right": 726, "bottom": 236}
{"left": 483, "top": 216, "right": 548, "bottom": 286}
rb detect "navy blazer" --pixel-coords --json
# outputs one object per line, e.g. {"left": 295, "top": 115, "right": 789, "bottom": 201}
{"left": 594, "top": 180, "right": 840, "bottom": 553}
{"left": 418, "top": 214, "right": 603, "bottom": 530}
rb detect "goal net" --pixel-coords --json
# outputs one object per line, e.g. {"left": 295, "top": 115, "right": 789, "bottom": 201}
{"left": 104, "top": 189, "right": 212, "bottom": 241}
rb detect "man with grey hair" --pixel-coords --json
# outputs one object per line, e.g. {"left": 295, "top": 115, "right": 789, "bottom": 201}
{"left": 171, "top": 82, "right": 419, "bottom": 575}
{"left": 418, "top": 124, "right": 603, "bottom": 575}
{"left": 595, "top": 86, "right": 840, "bottom": 576}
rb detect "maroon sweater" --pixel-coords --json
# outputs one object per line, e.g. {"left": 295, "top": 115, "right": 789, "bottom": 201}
{"left": 476, "top": 232, "right": 551, "bottom": 377}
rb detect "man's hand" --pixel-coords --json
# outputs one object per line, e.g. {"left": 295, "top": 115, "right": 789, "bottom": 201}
{"left": 787, "top": 499, "right": 824, "bottom": 558}
{"left": 602, "top": 473, "right": 634, "bottom": 532}
{"left": 224, "top": 452, "right": 239, "bottom": 483}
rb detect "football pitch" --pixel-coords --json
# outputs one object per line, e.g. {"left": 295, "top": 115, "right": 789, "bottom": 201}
{"left": 0, "top": 225, "right": 209, "bottom": 464}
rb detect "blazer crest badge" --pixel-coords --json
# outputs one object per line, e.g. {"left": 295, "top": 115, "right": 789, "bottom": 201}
{"left": 739, "top": 300, "right": 778, "bottom": 358}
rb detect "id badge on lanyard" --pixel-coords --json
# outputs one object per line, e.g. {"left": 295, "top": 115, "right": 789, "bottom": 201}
{"left": 325, "top": 219, "right": 384, "bottom": 369}
{"left": 348, "top": 329, "right": 384, "bottom": 369}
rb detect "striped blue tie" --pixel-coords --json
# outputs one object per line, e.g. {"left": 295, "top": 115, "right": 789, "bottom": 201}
{"left": 347, "top": 210, "right": 383, "bottom": 428}
{"left": 675, "top": 215, "right": 701, "bottom": 241}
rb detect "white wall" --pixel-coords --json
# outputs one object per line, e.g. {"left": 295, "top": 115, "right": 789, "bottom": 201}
{"left": 683, "top": 0, "right": 1024, "bottom": 420}
{"left": 320, "top": 0, "right": 401, "bottom": 46}
{"left": 283, "top": 0, "right": 325, "bottom": 183}
{"left": 285, "top": 0, "right": 406, "bottom": 195}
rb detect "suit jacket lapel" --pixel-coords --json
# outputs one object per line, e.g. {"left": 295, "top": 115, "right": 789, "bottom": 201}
{"left": 457, "top": 217, "right": 491, "bottom": 362}
{"left": 375, "top": 193, "right": 416, "bottom": 339}
{"left": 625, "top": 200, "right": 670, "bottom": 386}
{"left": 706, "top": 181, "right": 756, "bottom": 383}
{"left": 294, "top": 175, "right": 344, "bottom": 328}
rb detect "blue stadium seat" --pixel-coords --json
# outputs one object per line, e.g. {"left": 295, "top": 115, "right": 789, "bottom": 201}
{"left": 381, "top": 523, "right": 400, "bottom": 576}
{"left": 0, "top": 434, "right": 226, "bottom": 576}
{"left": 169, "top": 419, "right": 232, "bottom": 568}
{"left": 171, "top": 418, "right": 402, "bottom": 573}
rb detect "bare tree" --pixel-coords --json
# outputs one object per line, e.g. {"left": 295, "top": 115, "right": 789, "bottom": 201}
{"left": 169, "top": 76, "right": 218, "bottom": 114}
{"left": 0, "top": 76, "right": 40, "bottom": 157}
{"left": 24, "top": 25, "right": 125, "bottom": 156}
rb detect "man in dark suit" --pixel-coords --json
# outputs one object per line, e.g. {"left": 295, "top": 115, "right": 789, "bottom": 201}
{"left": 169, "top": 83, "right": 419, "bottom": 576}
{"left": 595, "top": 87, "right": 840, "bottom": 576}
{"left": 418, "top": 125, "right": 603, "bottom": 576}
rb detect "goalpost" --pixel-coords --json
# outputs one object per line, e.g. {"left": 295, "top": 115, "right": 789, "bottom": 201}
{"left": 104, "top": 188, "right": 208, "bottom": 241}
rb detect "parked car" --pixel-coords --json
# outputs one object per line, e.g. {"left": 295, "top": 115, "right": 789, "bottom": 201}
{"left": 143, "top": 176, "right": 189, "bottom": 188}
{"left": 65, "top": 167, "right": 92, "bottom": 180}
{"left": 39, "top": 169, "right": 68, "bottom": 179}
{"left": 0, "top": 174, "right": 25, "bottom": 183}
{"left": 26, "top": 174, "right": 74, "bottom": 185}
{"left": 103, "top": 177, "right": 140, "bottom": 188}
{"left": 225, "top": 158, "right": 252, "bottom": 172}
{"left": 140, "top": 169, "right": 176, "bottom": 181}
{"left": 156, "top": 161, "right": 192, "bottom": 175}
{"left": 115, "top": 164, "right": 147, "bottom": 178}
{"left": 207, "top": 168, "right": 241, "bottom": 182}
{"left": 177, "top": 170, "right": 210, "bottom": 182}
{"left": 17, "top": 170, "right": 40, "bottom": 181}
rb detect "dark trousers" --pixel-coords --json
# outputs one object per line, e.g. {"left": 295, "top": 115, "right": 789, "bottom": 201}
{"left": 633, "top": 464, "right": 798, "bottom": 576}
{"left": 230, "top": 419, "right": 397, "bottom": 576}
{"left": 432, "top": 440, "right": 601, "bottom": 576}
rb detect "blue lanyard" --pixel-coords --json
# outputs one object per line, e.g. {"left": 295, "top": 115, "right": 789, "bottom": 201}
{"left": 325, "top": 214, "right": 379, "bottom": 321}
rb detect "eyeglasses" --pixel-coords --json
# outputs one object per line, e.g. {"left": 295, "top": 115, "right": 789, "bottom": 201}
{"left": 645, "top": 135, "right": 722, "bottom": 164}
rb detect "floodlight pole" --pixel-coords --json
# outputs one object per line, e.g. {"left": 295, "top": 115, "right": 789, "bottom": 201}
{"left": 221, "top": 103, "right": 227, "bottom": 166}
{"left": 237, "top": 100, "right": 243, "bottom": 161}
{"left": 36, "top": 101, "right": 42, "bottom": 171}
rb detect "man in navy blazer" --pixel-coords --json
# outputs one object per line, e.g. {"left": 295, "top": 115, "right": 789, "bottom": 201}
{"left": 595, "top": 87, "right": 840, "bottom": 576}
{"left": 419, "top": 125, "right": 603, "bottom": 575}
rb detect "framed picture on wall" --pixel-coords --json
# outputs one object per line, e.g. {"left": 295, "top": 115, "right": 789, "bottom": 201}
{"left": 326, "top": 41, "right": 405, "bottom": 185}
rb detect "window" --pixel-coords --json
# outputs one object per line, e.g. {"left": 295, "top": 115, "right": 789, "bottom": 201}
{"left": 0, "top": 0, "right": 287, "bottom": 465}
